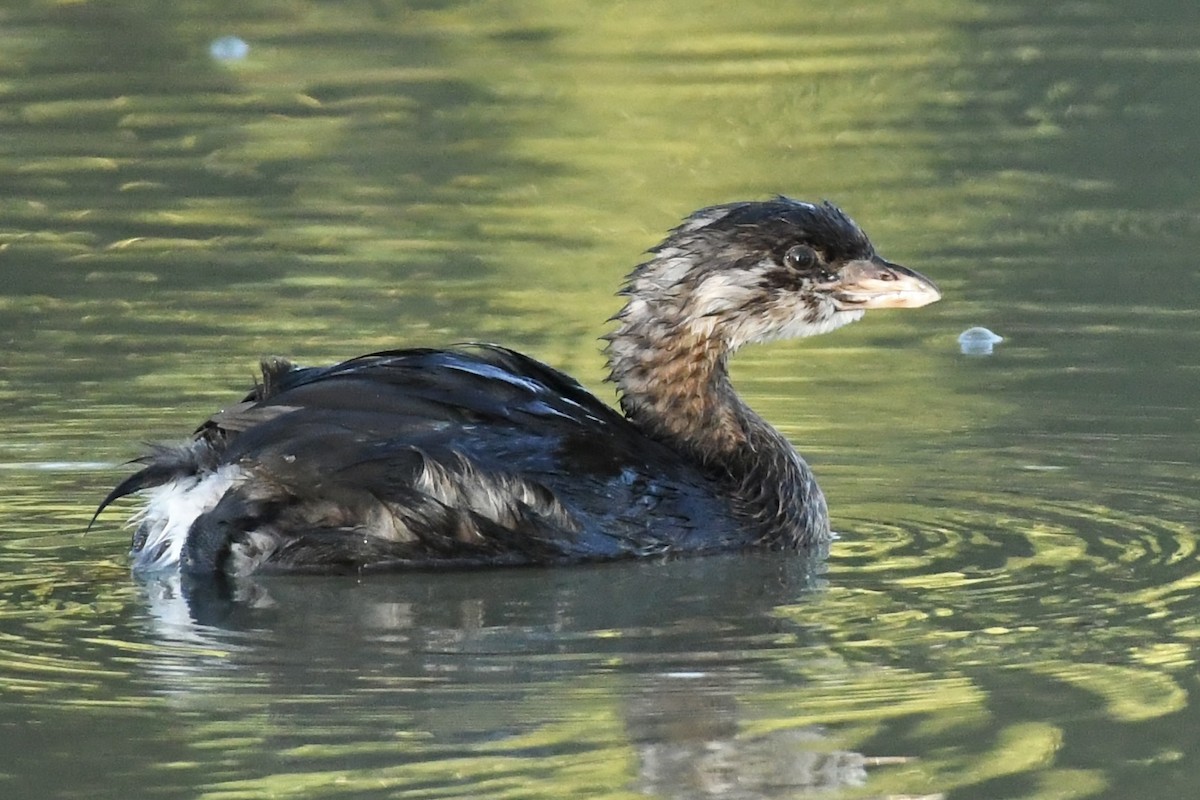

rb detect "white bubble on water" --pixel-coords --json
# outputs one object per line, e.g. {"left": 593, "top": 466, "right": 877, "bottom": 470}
{"left": 209, "top": 36, "right": 250, "bottom": 63}
{"left": 958, "top": 326, "right": 1004, "bottom": 355}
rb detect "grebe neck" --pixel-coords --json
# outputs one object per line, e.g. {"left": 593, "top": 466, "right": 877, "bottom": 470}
{"left": 604, "top": 296, "right": 830, "bottom": 544}
{"left": 605, "top": 321, "right": 748, "bottom": 458}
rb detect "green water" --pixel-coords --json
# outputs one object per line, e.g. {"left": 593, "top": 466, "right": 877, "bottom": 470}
{"left": 3, "top": 1, "right": 1199, "bottom": 798}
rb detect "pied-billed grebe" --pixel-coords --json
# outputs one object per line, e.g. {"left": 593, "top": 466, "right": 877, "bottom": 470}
{"left": 95, "top": 198, "right": 940, "bottom": 575}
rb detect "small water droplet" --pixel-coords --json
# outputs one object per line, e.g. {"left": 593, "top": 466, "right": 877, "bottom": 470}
{"left": 209, "top": 35, "right": 250, "bottom": 63}
{"left": 958, "top": 326, "right": 1004, "bottom": 356}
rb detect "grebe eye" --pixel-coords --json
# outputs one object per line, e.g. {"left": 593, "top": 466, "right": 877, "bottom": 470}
{"left": 784, "top": 245, "right": 819, "bottom": 270}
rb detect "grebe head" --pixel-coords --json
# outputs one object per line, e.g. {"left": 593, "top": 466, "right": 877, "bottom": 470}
{"left": 613, "top": 197, "right": 941, "bottom": 352}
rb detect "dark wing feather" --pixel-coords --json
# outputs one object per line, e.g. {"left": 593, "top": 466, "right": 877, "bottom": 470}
{"left": 89, "top": 443, "right": 219, "bottom": 531}
{"left": 105, "top": 345, "right": 741, "bottom": 573}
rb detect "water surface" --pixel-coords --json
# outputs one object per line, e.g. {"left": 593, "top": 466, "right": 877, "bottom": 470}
{"left": 2, "top": 1, "right": 1198, "bottom": 798}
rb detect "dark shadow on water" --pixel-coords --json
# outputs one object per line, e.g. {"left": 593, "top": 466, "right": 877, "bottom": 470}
{"left": 140, "top": 550, "right": 829, "bottom": 652}
{"left": 124, "top": 551, "right": 890, "bottom": 799}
